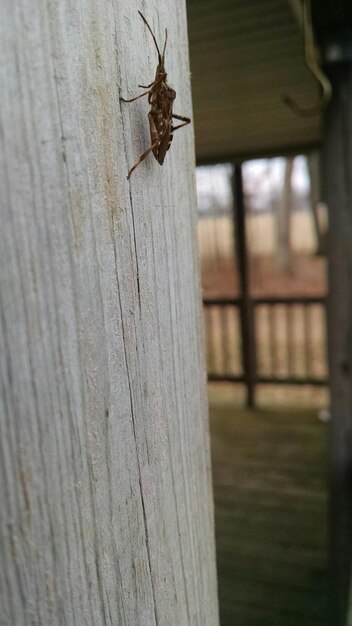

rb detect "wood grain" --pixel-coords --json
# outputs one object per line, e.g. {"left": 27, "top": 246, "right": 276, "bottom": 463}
{"left": 0, "top": 0, "right": 219, "bottom": 623}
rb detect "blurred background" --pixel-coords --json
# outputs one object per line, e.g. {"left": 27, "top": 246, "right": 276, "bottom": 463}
{"left": 196, "top": 156, "right": 329, "bottom": 626}
{"left": 198, "top": 157, "right": 328, "bottom": 392}
{"left": 186, "top": 0, "right": 352, "bottom": 624}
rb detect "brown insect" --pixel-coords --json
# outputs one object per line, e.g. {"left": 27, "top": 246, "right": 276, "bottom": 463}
{"left": 120, "top": 11, "right": 191, "bottom": 179}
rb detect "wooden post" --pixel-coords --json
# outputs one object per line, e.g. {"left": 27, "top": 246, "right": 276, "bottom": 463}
{"left": 322, "top": 63, "right": 352, "bottom": 626}
{"left": 0, "top": 1, "right": 219, "bottom": 624}
{"left": 232, "top": 164, "right": 256, "bottom": 408}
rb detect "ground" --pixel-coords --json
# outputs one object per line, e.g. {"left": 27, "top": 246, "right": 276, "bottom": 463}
{"left": 209, "top": 383, "right": 329, "bottom": 626}
{"left": 201, "top": 253, "right": 327, "bottom": 300}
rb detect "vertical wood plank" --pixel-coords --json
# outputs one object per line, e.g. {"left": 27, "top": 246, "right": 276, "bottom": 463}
{"left": 0, "top": 0, "right": 219, "bottom": 624}
{"left": 232, "top": 164, "right": 256, "bottom": 407}
{"left": 322, "top": 63, "right": 352, "bottom": 626}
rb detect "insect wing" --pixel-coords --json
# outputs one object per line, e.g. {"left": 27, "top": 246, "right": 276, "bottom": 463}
{"left": 156, "top": 123, "right": 172, "bottom": 164}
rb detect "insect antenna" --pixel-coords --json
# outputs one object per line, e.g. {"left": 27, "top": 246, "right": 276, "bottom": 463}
{"left": 138, "top": 11, "right": 162, "bottom": 63}
{"left": 162, "top": 29, "right": 168, "bottom": 62}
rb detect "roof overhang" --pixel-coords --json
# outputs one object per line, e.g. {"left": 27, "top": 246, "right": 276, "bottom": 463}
{"left": 187, "top": 0, "right": 337, "bottom": 163}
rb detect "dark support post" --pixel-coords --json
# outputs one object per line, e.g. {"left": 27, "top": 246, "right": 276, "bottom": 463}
{"left": 321, "top": 63, "right": 352, "bottom": 626}
{"left": 232, "top": 163, "right": 256, "bottom": 408}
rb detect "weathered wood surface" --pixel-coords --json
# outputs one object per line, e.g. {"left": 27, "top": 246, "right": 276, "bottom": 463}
{"left": 0, "top": 0, "right": 218, "bottom": 624}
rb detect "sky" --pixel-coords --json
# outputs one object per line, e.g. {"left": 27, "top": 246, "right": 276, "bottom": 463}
{"left": 196, "top": 156, "right": 311, "bottom": 215}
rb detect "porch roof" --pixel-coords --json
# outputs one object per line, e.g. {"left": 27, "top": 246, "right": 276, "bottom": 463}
{"left": 187, "top": 0, "right": 352, "bottom": 163}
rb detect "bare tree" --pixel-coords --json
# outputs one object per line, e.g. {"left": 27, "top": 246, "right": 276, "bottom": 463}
{"left": 277, "top": 157, "right": 294, "bottom": 272}
{"left": 308, "top": 151, "right": 327, "bottom": 256}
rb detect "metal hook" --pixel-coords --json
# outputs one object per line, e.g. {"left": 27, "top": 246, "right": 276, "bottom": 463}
{"left": 282, "top": 0, "right": 332, "bottom": 117}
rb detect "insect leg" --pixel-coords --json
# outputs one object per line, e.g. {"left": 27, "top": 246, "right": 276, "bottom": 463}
{"left": 121, "top": 74, "right": 164, "bottom": 103}
{"left": 172, "top": 114, "right": 191, "bottom": 131}
{"left": 138, "top": 73, "right": 164, "bottom": 91}
{"left": 127, "top": 141, "right": 159, "bottom": 179}
{"left": 120, "top": 90, "right": 151, "bottom": 103}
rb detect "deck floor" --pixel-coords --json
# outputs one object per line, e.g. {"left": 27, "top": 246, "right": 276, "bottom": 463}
{"left": 209, "top": 385, "right": 328, "bottom": 626}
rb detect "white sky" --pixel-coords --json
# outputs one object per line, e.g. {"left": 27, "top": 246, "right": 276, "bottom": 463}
{"left": 196, "top": 156, "right": 310, "bottom": 214}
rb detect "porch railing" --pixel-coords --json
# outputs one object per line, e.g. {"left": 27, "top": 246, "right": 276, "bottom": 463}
{"left": 203, "top": 295, "right": 327, "bottom": 388}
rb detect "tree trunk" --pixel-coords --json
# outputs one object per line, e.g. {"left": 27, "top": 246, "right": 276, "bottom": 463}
{"left": 0, "top": 1, "right": 219, "bottom": 624}
{"left": 277, "top": 157, "right": 294, "bottom": 272}
{"left": 307, "top": 151, "right": 327, "bottom": 256}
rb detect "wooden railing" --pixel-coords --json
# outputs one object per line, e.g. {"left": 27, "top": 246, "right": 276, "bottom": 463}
{"left": 203, "top": 296, "right": 327, "bottom": 387}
